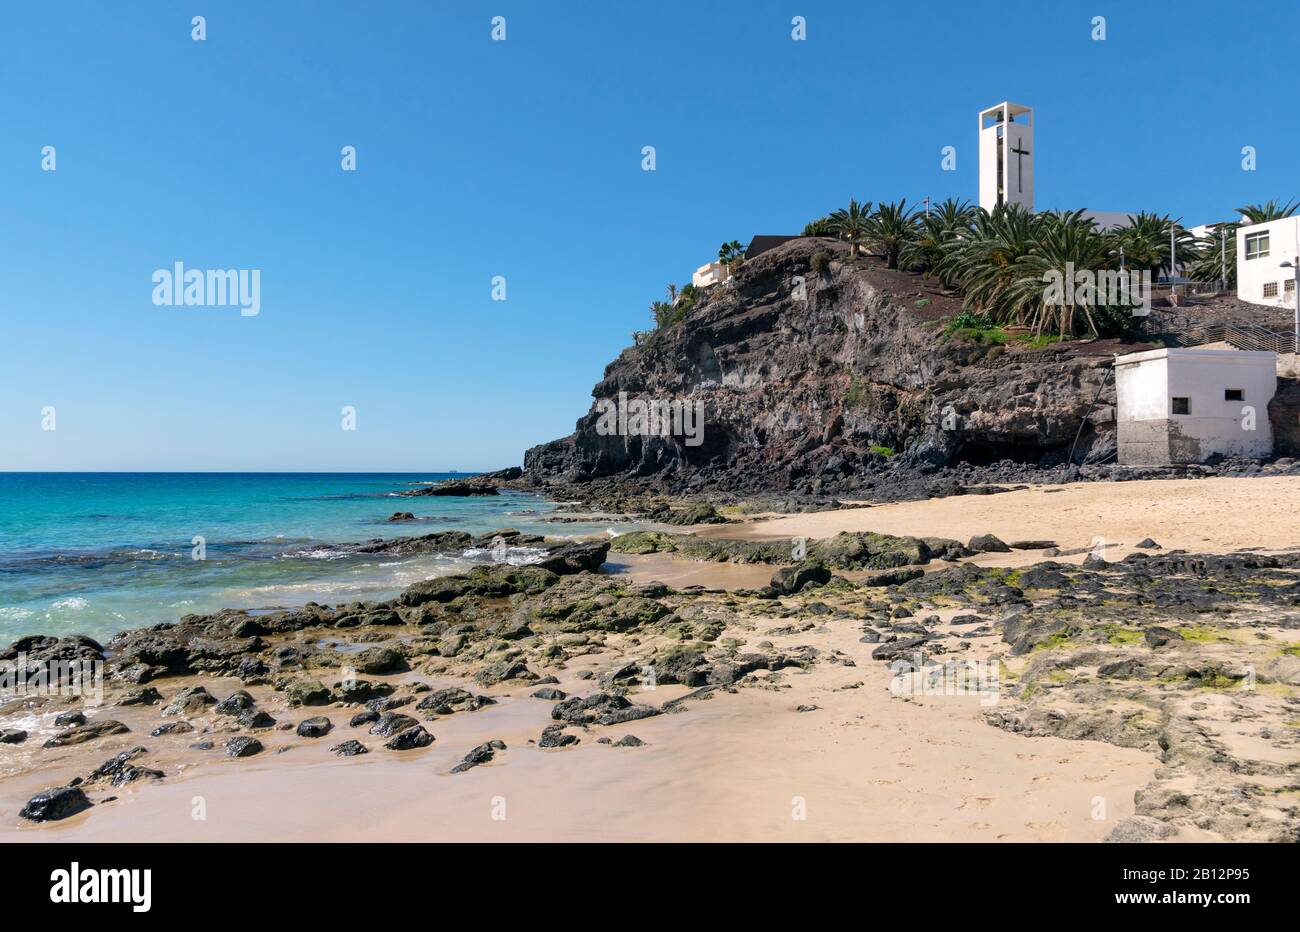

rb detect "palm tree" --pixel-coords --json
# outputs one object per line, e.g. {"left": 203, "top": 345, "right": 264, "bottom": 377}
{"left": 1107, "top": 212, "right": 1195, "bottom": 281}
{"left": 1187, "top": 223, "right": 1237, "bottom": 287}
{"left": 864, "top": 199, "right": 919, "bottom": 269}
{"left": 666, "top": 283, "right": 678, "bottom": 302}
{"left": 1238, "top": 199, "right": 1299, "bottom": 223}
{"left": 931, "top": 198, "right": 978, "bottom": 230}
{"left": 938, "top": 204, "right": 1042, "bottom": 324}
{"left": 717, "top": 240, "right": 745, "bottom": 272}
{"left": 803, "top": 216, "right": 837, "bottom": 237}
{"left": 650, "top": 299, "right": 679, "bottom": 329}
{"left": 1003, "top": 211, "right": 1116, "bottom": 337}
{"left": 899, "top": 198, "right": 975, "bottom": 282}
{"left": 827, "top": 199, "right": 873, "bottom": 256}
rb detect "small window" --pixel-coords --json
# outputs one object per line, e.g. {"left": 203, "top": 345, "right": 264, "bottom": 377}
{"left": 1245, "top": 231, "right": 1270, "bottom": 260}
{"left": 1287, "top": 279, "right": 1296, "bottom": 294}
{"left": 1225, "top": 388, "right": 1244, "bottom": 401}
{"left": 1264, "top": 282, "right": 1279, "bottom": 298}
{"left": 1172, "top": 397, "right": 1190, "bottom": 415}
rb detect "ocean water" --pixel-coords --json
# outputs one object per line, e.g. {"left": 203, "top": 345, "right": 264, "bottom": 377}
{"left": 0, "top": 473, "right": 627, "bottom": 645}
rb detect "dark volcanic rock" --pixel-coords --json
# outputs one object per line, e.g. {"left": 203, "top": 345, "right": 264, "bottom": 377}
{"left": 285, "top": 678, "right": 333, "bottom": 707}
{"left": 53, "top": 710, "right": 86, "bottom": 727}
{"left": 662, "top": 502, "right": 727, "bottom": 525}
{"left": 296, "top": 716, "right": 333, "bottom": 738}
{"left": 863, "top": 567, "right": 925, "bottom": 587}
{"left": 330, "top": 739, "right": 369, "bottom": 756}
{"left": 353, "top": 647, "right": 407, "bottom": 675}
{"left": 237, "top": 710, "right": 278, "bottom": 729}
{"left": 450, "top": 739, "right": 506, "bottom": 773}
{"left": 226, "top": 736, "right": 264, "bottom": 758}
{"left": 150, "top": 721, "right": 194, "bottom": 736}
{"left": 401, "top": 480, "right": 498, "bottom": 497}
{"left": 384, "top": 725, "right": 434, "bottom": 750}
{"left": 415, "top": 687, "right": 496, "bottom": 715}
{"left": 552, "top": 691, "right": 660, "bottom": 726}
{"left": 871, "top": 636, "right": 928, "bottom": 662}
{"left": 116, "top": 686, "right": 163, "bottom": 706}
{"left": 213, "top": 690, "right": 256, "bottom": 715}
{"left": 771, "top": 561, "right": 831, "bottom": 594}
{"left": 162, "top": 685, "right": 217, "bottom": 716}
{"left": 19, "top": 786, "right": 92, "bottom": 822}
{"left": 538, "top": 724, "right": 580, "bottom": 748}
{"left": 368, "top": 712, "right": 418, "bottom": 737}
{"left": 474, "top": 659, "right": 533, "bottom": 687}
{"left": 86, "top": 746, "right": 162, "bottom": 786}
{"left": 1144, "top": 626, "right": 1183, "bottom": 648}
{"left": 532, "top": 540, "right": 611, "bottom": 575}
{"left": 967, "top": 534, "right": 1011, "bottom": 553}
{"left": 518, "top": 237, "right": 1121, "bottom": 499}
{"left": 43, "top": 719, "right": 130, "bottom": 748}
{"left": 0, "top": 728, "right": 28, "bottom": 744}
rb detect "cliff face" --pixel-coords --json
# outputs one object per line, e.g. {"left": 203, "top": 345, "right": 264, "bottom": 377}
{"left": 524, "top": 238, "right": 1117, "bottom": 496}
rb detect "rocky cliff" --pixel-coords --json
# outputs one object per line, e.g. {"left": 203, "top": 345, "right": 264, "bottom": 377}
{"left": 525, "top": 237, "right": 1128, "bottom": 500}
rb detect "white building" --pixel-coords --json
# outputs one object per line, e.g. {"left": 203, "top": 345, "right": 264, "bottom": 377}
{"left": 691, "top": 261, "right": 731, "bottom": 289}
{"left": 1114, "top": 347, "right": 1276, "bottom": 464}
{"left": 978, "top": 102, "right": 1033, "bottom": 213}
{"left": 1080, "top": 210, "right": 1134, "bottom": 232}
{"left": 1236, "top": 216, "right": 1300, "bottom": 308}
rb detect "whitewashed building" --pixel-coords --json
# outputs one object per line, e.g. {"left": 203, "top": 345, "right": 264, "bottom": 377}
{"left": 1236, "top": 216, "right": 1300, "bottom": 308}
{"left": 1114, "top": 348, "right": 1276, "bottom": 464}
{"left": 978, "top": 102, "right": 1034, "bottom": 213}
{"left": 691, "top": 261, "right": 731, "bottom": 289}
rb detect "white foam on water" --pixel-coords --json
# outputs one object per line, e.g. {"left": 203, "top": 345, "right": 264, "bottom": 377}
{"left": 459, "top": 546, "right": 547, "bottom": 566}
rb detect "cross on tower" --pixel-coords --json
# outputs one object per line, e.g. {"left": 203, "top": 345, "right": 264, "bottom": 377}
{"left": 1009, "top": 138, "right": 1030, "bottom": 194}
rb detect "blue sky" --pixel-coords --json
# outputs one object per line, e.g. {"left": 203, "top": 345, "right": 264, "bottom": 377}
{"left": 2, "top": 0, "right": 1294, "bottom": 471}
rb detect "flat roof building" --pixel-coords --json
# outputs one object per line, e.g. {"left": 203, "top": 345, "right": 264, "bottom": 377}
{"left": 1114, "top": 347, "right": 1276, "bottom": 464}
{"left": 1236, "top": 216, "right": 1300, "bottom": 309}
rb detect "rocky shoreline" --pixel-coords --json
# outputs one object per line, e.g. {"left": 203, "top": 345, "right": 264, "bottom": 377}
{"left": 3, "top": 509, "right": 1297, "bottom": 841}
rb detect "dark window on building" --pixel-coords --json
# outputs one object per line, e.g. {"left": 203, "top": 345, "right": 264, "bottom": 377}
{"left": 1171, "top": 397, "right": 1190, "bottom": 415}
{"left": 1225, "top": 388, "right": 1244, "bottom": 402}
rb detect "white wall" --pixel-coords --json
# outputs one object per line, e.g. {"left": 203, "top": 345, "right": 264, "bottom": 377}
{"left": 978, "top": 103, "right": 1032, "bottom": 213}
{"left": 1115, "top": 352, "right": 1167, "bottom": 420}
{"left": 1237, "top": 216, "right": 1300, "bottom": 308}
{"left": 691, "top": 261, "right": 730, "bottom": 289}
{"left": 1115, "top": 348, "right": 1276, "bottom": 462}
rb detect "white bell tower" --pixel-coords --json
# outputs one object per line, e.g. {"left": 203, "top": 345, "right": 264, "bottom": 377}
{"left": 978, "top": 102, "right": 1033, "bottom": 212}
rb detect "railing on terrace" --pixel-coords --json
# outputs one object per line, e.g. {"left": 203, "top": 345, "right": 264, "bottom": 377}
{"left": 1178, "top": 321, "right": 1297, "bottom": 355}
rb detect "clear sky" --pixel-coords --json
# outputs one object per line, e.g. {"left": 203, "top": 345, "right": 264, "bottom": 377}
{"left": 2, "top": 0, "right": 1295, "bottom": 471}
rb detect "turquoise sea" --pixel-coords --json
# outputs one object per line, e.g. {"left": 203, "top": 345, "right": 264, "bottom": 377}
{"left": 0, "top": 473, "right": 624, "bottom": 645}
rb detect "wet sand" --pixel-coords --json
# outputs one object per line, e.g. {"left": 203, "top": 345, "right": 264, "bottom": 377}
{"left": 0, "top": 617, "right": 1154, "bottom": 843}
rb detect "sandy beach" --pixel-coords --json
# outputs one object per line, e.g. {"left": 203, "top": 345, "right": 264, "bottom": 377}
{"left": 4, "top": 476, "right": 1297, "bottom": 843}
{"left": 0, "top": 619, "right": 1154, "bottom": 843}
{"left": 701, "top": 476, "right": 1300, "bottom": 557}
